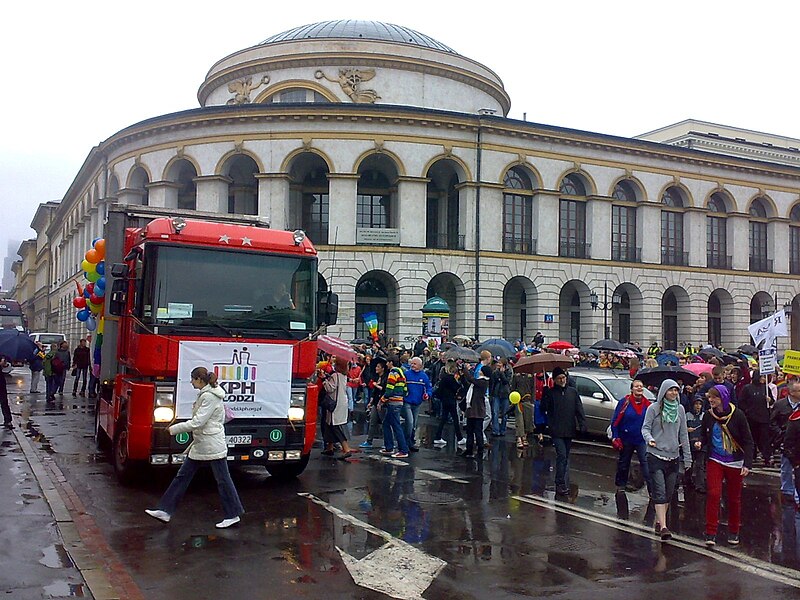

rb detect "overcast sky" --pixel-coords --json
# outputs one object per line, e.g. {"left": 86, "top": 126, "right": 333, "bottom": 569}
{"left": 3, "top": 1, "right": 798, "bottom": 273}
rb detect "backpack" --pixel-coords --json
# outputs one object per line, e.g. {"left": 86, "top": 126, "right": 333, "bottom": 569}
{"left": 51, "top": 356, "right": 65, "bottom": 375}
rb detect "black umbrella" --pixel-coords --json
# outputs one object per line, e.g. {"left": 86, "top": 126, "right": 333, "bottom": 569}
{"left": 0, "top": 330, "right": 38, "bottom": 362}
{"left": 636, "top": 366, "right": 699, "bottom": 387}
{"left": 579, "top": 346, "right": 600, "bottom": 356}
{"left": 477, "top": 338, "right": 516, "bottom": 359}
{"left": 698, "top": 347, "right": 725, "bottom": 360}
{"left": 443, "top": 346, "right": 481, "bottom": 362}
{"left": 737, "top": 344, "right": 758, "bottom": 355}
{"left": 590, "top": 339, "right": 627, "bottom": 352}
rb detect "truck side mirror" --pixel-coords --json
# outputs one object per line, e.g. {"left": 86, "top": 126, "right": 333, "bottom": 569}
{"left": 318, "top": 291, "right": 339, "bottom": 326}
{"left": 110, "top": 263, "right": 129, "bottom": 278}
{"left": 108, "top": 279, "right": 128, "bottom": 316}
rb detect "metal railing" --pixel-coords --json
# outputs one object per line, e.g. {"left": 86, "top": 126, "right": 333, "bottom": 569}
{"left": 503, "top": 236, "right": 537, "bottom": 255}
{"left": 611, "top": 245, "right": 642, "bottom": 263}
{"left": 707, "top": 253, "right": 733, "bottom": 269}
{"left": 661, "top": 248, "right": 688, "bottom": 266}
{"left": 426, "top": 233, "right": 466, "bottom": 250}
{"left": 749, "top": 256, "right": 774, "bottom": 272}
{"left": 559, "top": 240, "right": 591, "bottom": 259}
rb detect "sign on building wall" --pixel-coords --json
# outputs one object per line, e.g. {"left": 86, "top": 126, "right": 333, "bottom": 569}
{"left": 176, "top": 341, "right": 293, "bottom": 419}
{"left": 356, "top": 228, "right": 401, "bottom": 245}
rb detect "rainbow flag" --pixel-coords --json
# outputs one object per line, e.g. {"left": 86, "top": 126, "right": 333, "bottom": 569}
{"left": 363, "top": 312, "right": 379, "bottom": 341}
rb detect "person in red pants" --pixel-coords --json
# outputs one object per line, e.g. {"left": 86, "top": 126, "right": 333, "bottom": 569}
{"left": 700, "top": 384, "right": 753, "bottom": 547}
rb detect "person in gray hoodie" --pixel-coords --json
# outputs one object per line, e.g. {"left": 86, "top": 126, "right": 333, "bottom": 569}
{"left": 641, "top": 378, "right": 691, "bottom": 541}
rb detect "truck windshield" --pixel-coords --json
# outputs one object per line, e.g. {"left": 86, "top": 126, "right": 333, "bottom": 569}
{"left": 0, "top": 301, "right": 26, "bottom": 331}
{"left": 140, "top": 244, "right": 316, "bottom": 338}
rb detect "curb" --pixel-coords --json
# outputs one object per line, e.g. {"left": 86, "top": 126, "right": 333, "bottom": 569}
{"left": 12, "top": 424, "right": 142, "bottom": 600}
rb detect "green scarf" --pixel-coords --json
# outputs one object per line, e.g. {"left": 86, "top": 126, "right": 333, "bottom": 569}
{"left": 661, "top": 398, "right": 679, "bottom": 424}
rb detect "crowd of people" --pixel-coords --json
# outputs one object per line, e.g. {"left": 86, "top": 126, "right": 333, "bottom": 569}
{"left": 314, "top": 331, "right": 800, "bottom": 549}
{"left": 27, "top": 339, "right": 97, "bottom": 401}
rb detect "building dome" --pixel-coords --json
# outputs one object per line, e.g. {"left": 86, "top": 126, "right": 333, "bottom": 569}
{"left": 260, "top": 20, "right": 458, "bottom": 55}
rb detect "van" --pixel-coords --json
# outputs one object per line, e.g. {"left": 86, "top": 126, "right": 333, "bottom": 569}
{"left": 29, "top": 332, "right": 67, "bottom": 347}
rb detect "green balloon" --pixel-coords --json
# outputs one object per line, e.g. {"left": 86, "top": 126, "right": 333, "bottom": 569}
{"left": 86, "top": 270, "right": 101, "bottom": 283}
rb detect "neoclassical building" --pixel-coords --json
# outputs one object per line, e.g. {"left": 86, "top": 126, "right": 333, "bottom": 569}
{"left": 15, "top": 20, "right": 800, "bottom": 350}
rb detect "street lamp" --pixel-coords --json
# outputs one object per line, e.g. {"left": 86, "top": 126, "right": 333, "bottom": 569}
{"left": 590, "top": 281, "right": 621, "bottom": 339}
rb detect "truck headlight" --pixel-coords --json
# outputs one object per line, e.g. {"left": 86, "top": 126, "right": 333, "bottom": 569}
{"left": 155, "top": 389, "right": 175, "bottom": 407}
{"left": 290, "top": 391, "right": 306, "bottom": 407}
{"left": 154, "top": 407, "right": 175, "bottom": 422}
{"left": 288, "top": 407, "right": 305, "bottom": 421}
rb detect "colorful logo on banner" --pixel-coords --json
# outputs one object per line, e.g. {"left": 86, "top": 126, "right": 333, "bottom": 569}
{"left": 213, "top": 347, "right": 258, "bottom": 402}
{"left": 363, "top": 311, "right": 379, "bottom": 341}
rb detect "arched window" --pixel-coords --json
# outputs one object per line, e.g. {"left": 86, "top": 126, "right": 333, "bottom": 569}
{"left": 791, "top": 204, "right": 800, "bottom": 274}
{"left": 559, "top": 174, "right": 588, "bottom": 258}
{"left": 167, "top": 159, "right": 198, "bottom": 210}
{"left": 706, "top": 193, "right": 729, "bottom": 269}
{"left": 502, "top": 167, "right": 533, "bottom": 254}
{"left": 264, "top": 88, "right": 329, "bottom": 103}
{"left": 426, "top": 161, "right": 463, "bottom": 250}
{"left": 129, "top": 166, "right": 150, "bottom": 206}
{"left": 357, "top": 170, "right": 391, "bottom": 229}
{"left": 661, "top": 187, "right": 685, "bottom": 265}
{"left": 355, "top": 275, "right": 393, "bottom": 339}
{"left": 748, "top": 198, "right": 770, "bottom": 272}
{"left": 225, "top": 155, "right": 258, "bottom": 215}
{"left": 611, "top": 180, "right": 639, "bottom": 262}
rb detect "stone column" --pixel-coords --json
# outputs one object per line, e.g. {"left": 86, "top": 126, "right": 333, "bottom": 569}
{"left": 327, "top": 174, "right": 358, "bottom": 245}
{"left": 533, "top": 191, "right": 559, "bottom": 256}
{"left": 396, "top": 177, "right": 427, "bottom": 248}
{"left": 638, "top": 202, "right": 661, "bottom": 264}
{"left": 194, "top": 176, "right": 231, "bottom": 214}
{"left": 116, "top": 188, "right": 145, "bottom": 206}
{"left": 479, "top": 184, "right": 503, "bottom": 252}
{"left": 770, "top": 220, "right": 789, "bottom": 274}
{"left": 587, "top": 197, "right": 611, "bottom": 260}
{"left": 145, "top": 181, "right": 180, "bottom": 209}
{"left": 256, "top": 173, "right": 291, "bottom": 231}
{"left": 684, "top": 209, "right": 706, "bottom": 267}
{"left": 728, "top": 213, "right": 749, "bottom": 271}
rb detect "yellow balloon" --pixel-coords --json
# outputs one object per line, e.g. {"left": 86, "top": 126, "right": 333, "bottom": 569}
{"left": 509, "top": 391, "right": 521, "bottom": 405}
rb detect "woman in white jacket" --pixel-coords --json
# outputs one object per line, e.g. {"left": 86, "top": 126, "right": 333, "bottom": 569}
{"left": 145, "top": 366, "right": 244, "bottom": 528}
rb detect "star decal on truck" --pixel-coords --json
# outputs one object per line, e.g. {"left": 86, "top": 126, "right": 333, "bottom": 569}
{"left": 241, "top": 237, "right": 252, "bottom": 246}
{"left": 219, "top": 235, "right": 230, "bottom": 244}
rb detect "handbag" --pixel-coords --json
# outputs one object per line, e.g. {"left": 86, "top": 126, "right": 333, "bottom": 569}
{"left": 224, "top": 403, "right": 235, "bottom": 424}
{"left": 321, "top": 376, "right": 339, "bottom": 413}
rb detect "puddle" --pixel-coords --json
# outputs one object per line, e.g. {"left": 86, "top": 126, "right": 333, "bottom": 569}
{"left": 40, "top": 544, "right": 75, "bottom": 569}
{"left": 42, "top": 580, "right": 85, "bottom": 597}
{"left": 182, "top": 534, "right": 221, "bottom": 550}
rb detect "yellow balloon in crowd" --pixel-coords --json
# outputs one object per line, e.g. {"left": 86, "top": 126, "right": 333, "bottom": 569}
{"left": 509, "top": 391, "right": 521, "bottom": 405}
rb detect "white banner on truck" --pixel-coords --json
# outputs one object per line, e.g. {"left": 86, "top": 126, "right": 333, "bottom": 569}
{"left": 176, "top": 341, "right": 293, "bottom": 419}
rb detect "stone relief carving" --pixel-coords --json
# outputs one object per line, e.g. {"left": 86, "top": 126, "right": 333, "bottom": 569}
{"left": 315, "top": 69, "right": 381, "bottom": 103}
{"left": 226, "top": 75, "right": 270, "bottom": 105}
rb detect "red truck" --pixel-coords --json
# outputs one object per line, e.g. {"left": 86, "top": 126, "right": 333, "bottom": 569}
{"left": 96, "top": 205, "right": 337, "bottom": 483}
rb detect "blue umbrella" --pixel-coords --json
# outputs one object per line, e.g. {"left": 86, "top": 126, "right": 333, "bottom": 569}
{"left": 477, "top": 338, "right": 516, "bottom": 358}
{"left": 0, "top": 329, "right": 38, "bottom": 362}
{"left": 655, "top": 351, "right": 680, "bottom": 367}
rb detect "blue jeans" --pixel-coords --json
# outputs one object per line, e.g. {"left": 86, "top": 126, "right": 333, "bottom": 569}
{"left": 782, "top": 456, "right": 800, "bottom": 502}
{"left": 615, "top": 442, "right": 652, "bottom": 492}
{"left": 403, "top": 402, "right": 421, "bottom": 448}
{"left": 157, "top": 457, "right": 244, "bottom": 519}
{"left": 346, "top": 387, "right": 356, "bottom": 412}
{"left": 46, "top": 375, "right": 58, "bottom": 399}
{"left": 647, "top": 454, "right": 680, "bottom": 505}
{"left": 552, "top": 437, "right": 572, "bottom": 492}
{"left": 491, "top": 395, "right": 509, "bottom": 435}
{"left": 382, "top": 403, "right": 408, "bottom": 453}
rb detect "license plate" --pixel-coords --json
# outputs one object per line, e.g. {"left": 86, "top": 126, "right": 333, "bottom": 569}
{"left": 226, "top": 435, "right": 252, "bottom": 446}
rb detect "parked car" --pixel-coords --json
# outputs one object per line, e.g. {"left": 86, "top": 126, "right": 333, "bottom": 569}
{"left": 569, "top": 368, "right": 656, "bottom": 437}
{"left": 29, "top": 332, "right": 67, "bottom": 347}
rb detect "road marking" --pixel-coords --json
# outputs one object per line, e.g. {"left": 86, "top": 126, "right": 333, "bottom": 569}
{"left": 512, "top": 494, "right": 800, "bottom": 589}
{"left": 360, "top": 453, "right": 469, "bottom": 483}
{"left": 299, "top": 492, "right": 446, "bottom": 599}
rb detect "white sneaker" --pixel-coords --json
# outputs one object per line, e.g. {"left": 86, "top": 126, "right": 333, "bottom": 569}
{"left": 456, "top": 438, "right": 467, "bottom": 446}
{"left": 433, "top": 439, "right": 447, "bottom": 446}
{"left": 215, "top": 516, "right": 241, "bottom": 529}
{"left": 145, "top": 509, "right": 171, "bottom": 523}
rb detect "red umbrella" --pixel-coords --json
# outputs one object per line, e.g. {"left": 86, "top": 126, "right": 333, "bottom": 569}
{"left": 316, "top": 335, "right": 358, "bottom": 360}
{"left": 547, "top": 340, "right": 575, "bottom": 351}
{"left": 682, "top": 362, "right": 714, "bottom": 376}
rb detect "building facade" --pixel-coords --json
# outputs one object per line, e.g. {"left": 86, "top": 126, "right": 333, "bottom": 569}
{"left": 16, "top": 20, "right": 800, "bottom": 349}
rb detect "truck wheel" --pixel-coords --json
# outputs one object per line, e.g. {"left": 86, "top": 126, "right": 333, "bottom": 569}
{"left": 94, "top": 399, "right": 109, "bottom": 450}
{"left": 266, "top": 455, "right": 310, "bottom": 480}
{"left": 112, "top": 422, "right": 141, "bottom": 485}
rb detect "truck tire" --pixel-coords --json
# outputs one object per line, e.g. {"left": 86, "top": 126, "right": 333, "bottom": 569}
{"left": 94, "top": 399, "right": 110, "bottom": 450}
{"left": 112, "top": 421, "right": 142, "bottom": 485}
{"left": 266, "top": 454, "right": 310, "bottom": 480}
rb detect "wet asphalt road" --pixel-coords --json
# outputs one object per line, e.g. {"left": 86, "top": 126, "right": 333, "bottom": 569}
{"left": 5, "top": 368, "right": 800, "bottom": 599}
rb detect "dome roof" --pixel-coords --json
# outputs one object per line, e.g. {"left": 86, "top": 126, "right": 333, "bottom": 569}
{"left": 260, "top": 20, "right": 458, "bottom": 55}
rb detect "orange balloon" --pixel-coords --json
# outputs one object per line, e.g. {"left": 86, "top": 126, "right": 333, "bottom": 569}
{"left": 85, "top": 249, "right": 99, "bottom": 263}
{"left": 94, "top": 239, "right": 106, "bottom": 260}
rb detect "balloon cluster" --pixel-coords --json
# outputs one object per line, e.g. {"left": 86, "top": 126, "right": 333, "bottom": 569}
{"left": 72, "top": 238, "right": 106, "bottom": 331}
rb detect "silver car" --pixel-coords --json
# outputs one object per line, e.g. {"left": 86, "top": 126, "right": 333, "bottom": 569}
{"left": 569, "top": 369, "right": 656, "bottom": 437}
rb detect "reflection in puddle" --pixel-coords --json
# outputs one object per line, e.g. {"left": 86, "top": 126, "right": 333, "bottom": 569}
{"left": 40, "top": 544, "right": 74, "bottom": 569}
{"left": 182, "top": 534, "right": 220, "bottom": 550}
{"left": 42, "top": 580, "right": 85, "bottom": 597}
